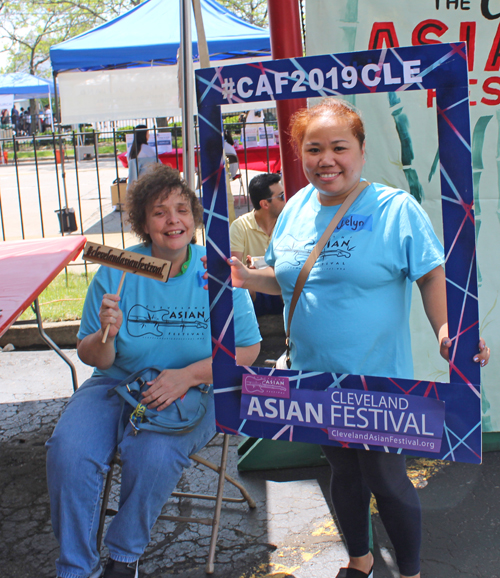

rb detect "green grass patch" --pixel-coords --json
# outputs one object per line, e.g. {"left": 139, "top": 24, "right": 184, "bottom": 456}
{"left": 15, "top": 150, "right": 55, "bottom": 159}
{"left": 98, "top": 143, "right": 127, "bottom": 154}
{"left": 19, "top": 272, "right": 94, "bottom": 323}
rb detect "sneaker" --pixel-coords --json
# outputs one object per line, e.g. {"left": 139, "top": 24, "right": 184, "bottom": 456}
{"left": 102, "top": 558, "right": 139, "bottom": 578}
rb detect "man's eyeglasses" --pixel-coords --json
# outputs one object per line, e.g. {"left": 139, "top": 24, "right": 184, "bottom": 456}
{"left": 267, "top": 192, "right": 285, "bottom": 202}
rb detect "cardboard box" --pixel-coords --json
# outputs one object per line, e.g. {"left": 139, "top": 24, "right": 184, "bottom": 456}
{"left": 111, "top": 182, "right": 127, "bottom": 207}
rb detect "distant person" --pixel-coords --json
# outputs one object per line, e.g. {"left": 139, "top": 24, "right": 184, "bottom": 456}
{"left": 11, "top": 104, "right": 19, "bottom": 131}
{"left": 25, "top": 107, "right": 32, "bottom": 135}
{"left": 230, "top": 173, "right": 285, "bottom": 315}
{"left": 1, "top": 109, "right": 10, "bottom": 127}
{"left": 224, "top": 130, "right": 239, "bottom": 179}
{"left": 19, "top": 107, "right": 25, "bottom": 133}
{"left": 127, "top": 124, "right": 157, "bottom": 192}
{"left": 44, "top": 104, "right": 53, "bottom": 132}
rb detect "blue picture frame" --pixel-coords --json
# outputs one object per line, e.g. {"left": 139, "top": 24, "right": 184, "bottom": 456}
{"left": 195, "top": 43, "right": 481, "bottom": 464}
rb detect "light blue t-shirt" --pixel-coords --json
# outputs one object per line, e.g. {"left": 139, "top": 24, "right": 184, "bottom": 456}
{"left": 266, "top": 183, "right": 444, "bottom": 379}
{"left": 78, "top": 243, "right": 261, "bottom": 380}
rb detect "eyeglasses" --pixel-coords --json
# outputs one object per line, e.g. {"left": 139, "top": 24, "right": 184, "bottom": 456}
{"left": 266, "top": 192, "right": 285, "bottom": 202}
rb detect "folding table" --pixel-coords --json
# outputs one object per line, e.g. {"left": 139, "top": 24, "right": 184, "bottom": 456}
{"left": 0, "top": 236, "right": 87, "bottom": 391}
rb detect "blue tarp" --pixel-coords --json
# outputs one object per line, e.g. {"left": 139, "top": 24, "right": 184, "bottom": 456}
{"left": 50, "top": 0, "right": 271, "bottom": 72}
{"left": 0, "top": 73, "right": 52, "bottom": 99}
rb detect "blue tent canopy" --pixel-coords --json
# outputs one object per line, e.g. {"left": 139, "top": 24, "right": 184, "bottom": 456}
{"left": 0, "top": 73, "right": 52, "bottom": 99}
{"left": 50, "top": 0, "right": 271, "bottom": 72}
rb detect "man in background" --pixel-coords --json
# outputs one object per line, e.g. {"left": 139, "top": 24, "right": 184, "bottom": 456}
{"left": 230, "top": 173, "right": 285, "bottom": 316}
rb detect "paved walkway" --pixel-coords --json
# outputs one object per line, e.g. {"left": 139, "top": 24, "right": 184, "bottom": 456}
{"left": 1, "top": 349, "right": 500, "bottom": 578}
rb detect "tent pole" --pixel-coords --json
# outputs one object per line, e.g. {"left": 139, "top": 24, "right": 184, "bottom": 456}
{"left": 192, "top": 0, "right": 209, "bottom": 68}
{"left": 180, "top": 0, "right": 195, "bottom": 190}
{"left": 52, "top": 71, "right": 69, "bottom": 208}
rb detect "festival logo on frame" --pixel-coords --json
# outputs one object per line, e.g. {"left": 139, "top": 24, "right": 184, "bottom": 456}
{"left": 240, "top": 385, "right": 445, "bottom": 453}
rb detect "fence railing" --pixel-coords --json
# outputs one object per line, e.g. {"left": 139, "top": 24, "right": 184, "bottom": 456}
{"left": 0, "top": 117, "right": 280, "bottom": 276}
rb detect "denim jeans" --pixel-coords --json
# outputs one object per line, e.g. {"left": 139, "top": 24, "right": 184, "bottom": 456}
{"left": 46, "top": 376, "right": 216, "bottom": 578}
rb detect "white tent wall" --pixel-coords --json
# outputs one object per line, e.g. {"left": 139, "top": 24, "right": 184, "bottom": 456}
{"left": 57, "top": 57, "right": 272, "bottom": 124}
{"left": 58, "top": 67, "right": 179, "bottom": 123}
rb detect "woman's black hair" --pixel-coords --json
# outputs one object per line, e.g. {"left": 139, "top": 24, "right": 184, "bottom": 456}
{"left": 224, "top": 129, "right": 234, "bottom": 146}
{"left": 129, "top": 124, "right": 149, "bottom": 160}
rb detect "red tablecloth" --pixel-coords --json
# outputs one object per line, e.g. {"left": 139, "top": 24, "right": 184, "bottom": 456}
{"left": 118, "top": 145, "right": 281, "bottom": 174}
{"left": 0, "top": 236, "right": 86, "bottom": 337}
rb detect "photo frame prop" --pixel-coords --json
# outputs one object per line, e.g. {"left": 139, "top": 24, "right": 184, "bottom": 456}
{"left": 195, "top": 43, "right": 482, "bottom": 464}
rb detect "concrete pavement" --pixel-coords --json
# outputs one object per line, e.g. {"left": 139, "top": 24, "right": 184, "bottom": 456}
{"left": 1, "top": 348, "right": 500, "bottom": 578}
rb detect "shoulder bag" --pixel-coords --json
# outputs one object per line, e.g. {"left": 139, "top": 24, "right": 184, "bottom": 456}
{"left": 275, "top": 181, "right": 370, "bottom": 369}
{"left": 110, "top": 366, "right": 212, "bottom": 438}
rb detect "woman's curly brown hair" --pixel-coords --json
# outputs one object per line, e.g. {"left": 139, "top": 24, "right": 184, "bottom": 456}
{"left": 126, "top": 164, "right": 204, "bottom": 245}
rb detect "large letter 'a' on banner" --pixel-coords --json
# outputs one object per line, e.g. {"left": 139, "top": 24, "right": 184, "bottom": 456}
{"left": 195, "top": 43, "right": 482, "bottom": 464}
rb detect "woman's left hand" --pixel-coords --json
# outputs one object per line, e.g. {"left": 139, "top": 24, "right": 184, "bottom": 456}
{"left": 440, "top": 336, "right": 490, "bottom": 366}
{"left": 142, "top": 368, "right": 191, "bottom": 411}
{"left": 474, "top": 338, "right": 490, "bottom": 367}
{"left": 200, "top": 255, "right": 209, "bottom": 290}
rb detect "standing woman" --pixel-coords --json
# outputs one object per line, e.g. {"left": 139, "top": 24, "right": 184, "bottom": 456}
{"left": 127, "top": 124, "right": 157, "bottom": 191}
{"left": 229, "top": 98, "right": 490, "bottom": 578}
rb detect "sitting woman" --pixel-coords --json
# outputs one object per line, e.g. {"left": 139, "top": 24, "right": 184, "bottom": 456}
{"left": 46, "top": 164, "right": 261, "bottom": 578}
{"left": 127, "top": 124, "right": 157, "bottom": 192}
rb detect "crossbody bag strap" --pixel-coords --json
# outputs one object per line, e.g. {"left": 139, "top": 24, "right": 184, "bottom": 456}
{"left": 286, "top": 180, "right": 370, "bottom": 344}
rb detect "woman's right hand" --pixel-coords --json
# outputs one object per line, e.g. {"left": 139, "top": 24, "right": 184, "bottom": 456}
{"left": 99, "top": 293, "right": 123, "bottom": 340}
{"left": 227, "top": 256, "right": 250, "bottom": 288}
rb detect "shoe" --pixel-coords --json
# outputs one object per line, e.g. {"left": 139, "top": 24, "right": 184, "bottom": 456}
{"left": 102, "top": 558, "right": 139, "bottom": 578}
{"left": 57, "top": 565, "right": 102, "bottom": 578}
{"left": 336, "top": 565, "right": 374, "bottom": 578}
{"left": 90, "top": 565, "right": 103, "bottom": 578}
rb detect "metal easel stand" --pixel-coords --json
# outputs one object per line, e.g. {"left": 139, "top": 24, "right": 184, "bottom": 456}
{"left": 32, "top": 298, "right": 78, "bottom": 392}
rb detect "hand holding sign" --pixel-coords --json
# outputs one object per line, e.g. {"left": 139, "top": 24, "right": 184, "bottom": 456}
{"left": 99, "top": 292, "right": 123, "bottom": 342}
{"left": 82, "top": 242, "right": 172, "bottom": 343}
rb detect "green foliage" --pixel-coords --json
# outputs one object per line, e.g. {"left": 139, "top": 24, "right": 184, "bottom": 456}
{"left": 0, "top": 0, "right": 267, "bottom": 78}
{"left": 0, "top": 0, "right": 142, "bottom": 76}
{"left": 217, "top": 0, "right": 268, "bottom": 28}
{"left": 116, "top": 126, "right": 136, "bottom": 142}
{"left": 19, "top": 271, "right": 95, "bottom": 323}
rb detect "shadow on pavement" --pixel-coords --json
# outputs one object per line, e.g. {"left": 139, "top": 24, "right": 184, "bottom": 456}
{"left": 84, "top": 210, "right": 131, "bottom": 236}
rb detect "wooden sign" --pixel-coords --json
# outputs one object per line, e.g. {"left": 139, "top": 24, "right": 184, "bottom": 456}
{"left": 83, "top": 242, "right": 172, "bottom": 342}
{"left": 83, "top": 242, "right": 171, "bottom": 282}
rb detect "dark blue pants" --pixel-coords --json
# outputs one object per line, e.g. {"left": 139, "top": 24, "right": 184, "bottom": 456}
{"left": 253, "top": 292, "right": 283, "bottom": 317}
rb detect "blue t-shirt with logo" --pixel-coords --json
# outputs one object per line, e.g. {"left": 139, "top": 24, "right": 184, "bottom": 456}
{"left": 78, "top": 243, "right": 261, "bottom": 380}
{"left": 265, "top": 183, "right": 444, "bottom": 379}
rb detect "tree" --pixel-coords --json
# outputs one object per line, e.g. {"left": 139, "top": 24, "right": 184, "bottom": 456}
{"left": 0, "top": 0, "right": 269, "bottom": 80}
{"left": 0, "top": 0, "right": 141, "bottom": 77}
{"left": 218, "top": 0, "right": 268, "bottom": 28}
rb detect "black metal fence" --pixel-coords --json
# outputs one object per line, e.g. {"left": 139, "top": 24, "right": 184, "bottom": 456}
{"left": 0, "top": 115, "right": 279, "bottom": 282}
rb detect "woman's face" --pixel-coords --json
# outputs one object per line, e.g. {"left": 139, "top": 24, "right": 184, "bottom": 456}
{"left": 301, "top": 115, "right": 365, "bottom": 205}
{"left": 143, "top": 189, "right": 195, "bottom": 259}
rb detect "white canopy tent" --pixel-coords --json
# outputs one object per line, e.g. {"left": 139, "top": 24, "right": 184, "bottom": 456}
{"left": 50, "top": 0, "right": 271, "bottom": 124}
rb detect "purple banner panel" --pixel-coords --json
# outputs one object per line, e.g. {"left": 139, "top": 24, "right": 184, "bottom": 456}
{"left": 240, "top": 386, "right": 445, "bottom": 449}
{"left": 242, "top": 374, "right": 290, "bottom": 399}
{"left": 327, "top": 428, "right": 442, "bottom": 453}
